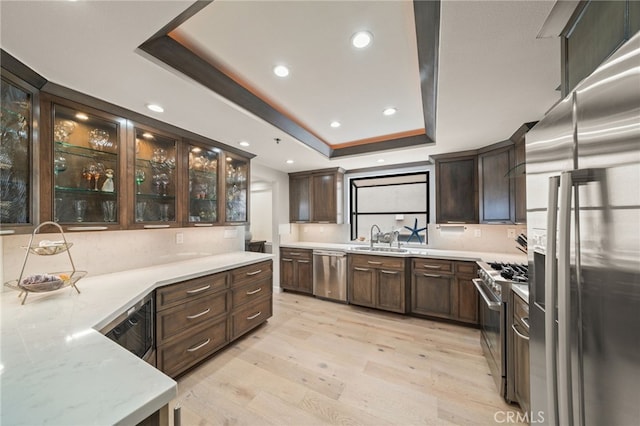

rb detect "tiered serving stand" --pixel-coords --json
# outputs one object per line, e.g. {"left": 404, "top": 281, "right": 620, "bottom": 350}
{"left": 4, "top": 221, "right": 86, "bottom": 304}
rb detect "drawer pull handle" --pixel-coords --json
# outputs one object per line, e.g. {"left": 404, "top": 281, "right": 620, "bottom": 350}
{"left": 246, "top": 269, "right": 262, "bottom": 276}
{"left": 282, "top": 258, "right": 293, "bottom": 262}
{"left": 128, "top": 318, "right": 139, "bottom": 326}
{"left": 354, "top": 267, "right": 370, "bottom": 272}
{"left": 423, "top": 273, "right": 442, "bottom": 278}
{"left": 186, "top": 284, "right": 211, "bottom": 294}
{"left": 512, "top": 324, "right": 530, "bottom": 341}
{"left": 246, "top": 287, "right": 262, "bottom": 295}
{"left": 186, "top": 338, "right": 211, "bottom": 352}
{"left": 381, "top": 270, "right": 398, "bottom": 275}
{"left": 247, "top": 311, "right": 262, "bottom": 320}
{"left": 287, "top": 252, "right": 302, "bottom": 256}
{"left": 186, "top": 308, "right": 210, "bottom": 319}
{"left": 297, "top": 260, "right": 310, "bottom": 263}
{"left": 367, "top": 261, "right": 382, "bottom": 265}
{"left": 423, "top": 264, "right": 442, "bottom": 269}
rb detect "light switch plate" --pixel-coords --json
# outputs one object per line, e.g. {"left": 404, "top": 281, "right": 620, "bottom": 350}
{"left": 175, "top": 232, "right": 184, "bottom": 244}
{"left": 474, "top": 229, "right": 482, "bottom": 237}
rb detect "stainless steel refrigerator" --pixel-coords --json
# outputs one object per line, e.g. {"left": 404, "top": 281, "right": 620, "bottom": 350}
{"left": 526, "top": 32, "right": 640, "bottom": 425}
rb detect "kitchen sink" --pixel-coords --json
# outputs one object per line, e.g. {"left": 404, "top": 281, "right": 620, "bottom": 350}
{"left": 351, "top": 246, "right": 408, "bottom": 253}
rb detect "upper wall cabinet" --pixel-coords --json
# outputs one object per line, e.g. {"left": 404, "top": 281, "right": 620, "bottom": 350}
{"left": 290, "top": 168, "right": 343, "bottom": 224}
{"left": 186, "top": 142, "right": 220, "bottom": 225}
{"left": 433, "top": 153, "right": 478, "bottom": 224}
{"left": 131, "top": 124, "right": 182, "bottom": 228}
{"left": 40, "top": 94, "right": 127, "bottom": 231}
{"left": 224, "top": 153, "right": 249, "bottom": 223}
{"left": 0, "top": 72, "right": 38, "bottom": 234}
{"left": 478, "top": 142, "right": 515, "bottom": 224}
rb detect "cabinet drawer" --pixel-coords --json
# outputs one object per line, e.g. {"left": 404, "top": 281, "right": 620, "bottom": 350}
{"left": 350, "top": 254, "right": 405, "bottom": 270}
{"left": 231, "top": 296, "right": 272, "bottom": 339}
{"left": 156, "top": 272, "right": 227, "bottom": 311}
{"left": 230, "top": 260, "right": 273, "bottom": 287}
{"left": 280, "top": 248, "right": 312, "bottom": 260}
{"left": 232, "top": 278, "right": 273, "bottom": 309}
{"left": 156, "top": 291, "right": 228, "bottom": 345}
{"left": 412, "top": 258, "right": 453, "bottom": 273}
{"left": 455, "top": 261, "right": 477, "bottom": 276}
{"left": 157, "top": 316, "right": 228, "bottom": 378}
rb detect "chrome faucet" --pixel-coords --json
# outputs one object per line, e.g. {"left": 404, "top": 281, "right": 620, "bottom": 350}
{"left": 370, "top": 224, "right": 381, "bottom": 248}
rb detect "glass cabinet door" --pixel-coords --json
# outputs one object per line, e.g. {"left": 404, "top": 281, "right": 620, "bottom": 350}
{"left": 1, "top": 76, "right": 34, "bottom": 230}
{"left": 134, "top": 128, "right": 178, "bottom": 225}
{"left": 188, "top": 144, "right": 219, "bottom": 224}
{"left": 224, "top": 154, "right": 248, "bottom": 222}
{"left": 52, "top": 104, "right": 121, "bottom": 226}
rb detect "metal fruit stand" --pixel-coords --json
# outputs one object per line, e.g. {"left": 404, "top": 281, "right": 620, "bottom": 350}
{"left": 4, "top": 221, "right": 86, "bottom": 304}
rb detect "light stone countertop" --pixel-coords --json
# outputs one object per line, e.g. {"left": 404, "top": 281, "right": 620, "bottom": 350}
{"left": 280, "top": 241, "right": 528, "bottom": 264}
{"left": 1, "top": 251, "right": 273, "bottom": 426}
{"left": 512, "top": 283, "right": 530, "bottom": 303}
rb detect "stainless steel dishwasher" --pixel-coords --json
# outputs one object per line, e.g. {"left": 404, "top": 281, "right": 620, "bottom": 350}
{"left": 312, "top": 250, "right": 347, "bottom": 302}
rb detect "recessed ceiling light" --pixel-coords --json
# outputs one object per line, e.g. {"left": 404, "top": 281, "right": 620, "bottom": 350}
{"left": 146, "top": 104, "right": 164, "bottom": 113}
{"left": 286, "top": 159, "right": 294, "bottom": 164}
{"left": 75, "top": 113, "right": 89, "bottom": 121}
{"left": 383, "top": 107, "right": 397, "bottom": 116}
{"left": 377, "top": 159, "right": 385, "bottom": 163}
{"left": 142, "top": 132, "right": 154, "bottom": 139}
{"left": 226, "top": 157, "right": 233, "bottom": 162}
{"left": 273, "top": 65, "right": 290, "bottom": 78}
{"left": 191, "top": 147, "right": 202, "bottom": 153}
{"left": 239, "top": 141, "right": 250, "bottom": 147}
{"left": 351, "top": 31, "right": 373, "bottom": 49}
{"left": 330, "top": 121, "right": 341, "bottom": 128}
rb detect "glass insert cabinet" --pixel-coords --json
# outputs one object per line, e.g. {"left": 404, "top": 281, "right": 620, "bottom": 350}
{"left": 28, "top": 92, "right": 251, "bottom": 232}
{"left": 0, "top": 73, "right": 38, "bottom": 233}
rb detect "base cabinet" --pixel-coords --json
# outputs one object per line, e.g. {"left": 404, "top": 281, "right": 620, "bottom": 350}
{"left": 155, "top": 260, "right": 272, "bottom": 378}
{"left": 280, "top": 248, "right": 313, "bottom": 294}
{"left": 348, "top": 254, "right": 408, "bottom": 314}
{"left": 511, "top": 291, "right": 530, "bottom": 413}
{"left": 410, "top": 258, "right": 478, "bottom": 324}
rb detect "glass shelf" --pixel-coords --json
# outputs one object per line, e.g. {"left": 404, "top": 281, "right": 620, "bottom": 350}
{"left": 54, "top": 186, "right": 117, "bottom": 195}
{"left": 55, "top": 141, "right": 117, "bottom": 160}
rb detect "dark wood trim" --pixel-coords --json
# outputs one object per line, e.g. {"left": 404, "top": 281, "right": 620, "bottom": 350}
{"left": 289, "top": 167, "right": 344, "bottom": 178}
{"left": 413, "top": 0, "right": 441, "bottom": 143}
{"left": 330, "top": 133, "right": 432, "bottom": 158}
{"left": 139, "top": 35, "right": 331, "bottom": 158}
{"left": 329, "top": 128, "right": 425, "bottom": 149}
{"left": 431, "top": 148, "right": 479, "bottom": 160}
{"left": 145, "top": 0, "right": 212, "bottom": 42}
{"left": 40, "top": 81, "right": 255, "bottom": 159}
{"left": 1, "top": 49, "right": 48, "bottom": 89}
{"left": 345, "top": 160, "right": 432, "bottom": 175}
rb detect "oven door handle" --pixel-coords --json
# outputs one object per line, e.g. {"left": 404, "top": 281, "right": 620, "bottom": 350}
{"left": 472, "top": 279, "right": 501, "bottom": 311}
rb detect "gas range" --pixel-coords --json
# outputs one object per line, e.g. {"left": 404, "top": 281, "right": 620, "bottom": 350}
{"left": 477, "top": 261, "right": 529, "bottom": 302}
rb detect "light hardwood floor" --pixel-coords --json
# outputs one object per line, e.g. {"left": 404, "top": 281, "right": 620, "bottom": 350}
{"left": 173, "top": 292, "right": 524, "bottom": 425}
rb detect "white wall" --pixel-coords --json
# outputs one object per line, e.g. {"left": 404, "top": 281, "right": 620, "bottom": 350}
{"left": 249, "top": 185, "right": 273, "bottom": 242}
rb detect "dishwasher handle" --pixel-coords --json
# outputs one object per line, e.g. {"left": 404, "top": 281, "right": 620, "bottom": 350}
{"left": 313, "top": 250, "right": 346, "bottom": 257}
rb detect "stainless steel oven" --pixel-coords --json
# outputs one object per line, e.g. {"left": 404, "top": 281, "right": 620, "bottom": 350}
{"left": 475, "top": 261, "right": 528, "bottom": 403}
{"left": 101, "top": 293, "right": 155, "bottom": 366}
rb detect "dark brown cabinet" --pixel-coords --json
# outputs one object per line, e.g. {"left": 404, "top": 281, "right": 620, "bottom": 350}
{"left": 514, "top": 134, "right": 527, "bottom": 224}
{"left": 289, "top": 168, "right": 343, "bottom": 223}
{"left": 155, "top": 260, "right": 272, "bottom": 378}
{"left": 348, "top": 254, "right": 408, "bottom": 313}
{"left": 433, "top": 153, "right": 478, "bottom": 224}
{"left": 478, "top": 142, "right": 515, "bottom": 224}
{"left": 410, "top": 258, "right": 478, "bottom": 324}
{"left": 280, "top": 248, "right": 313, "bottom": 294}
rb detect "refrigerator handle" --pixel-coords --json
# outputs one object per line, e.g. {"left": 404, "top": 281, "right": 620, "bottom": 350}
{"left": 545, "top": 175, "right": 560, "bottom": 426}
{"left": 558, "top": 171, "right": 574, "bottom": 426}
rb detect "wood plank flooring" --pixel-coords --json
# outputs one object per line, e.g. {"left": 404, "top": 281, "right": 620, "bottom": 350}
{"left": 173, "top": 292, "right": 524, "bottom": 425}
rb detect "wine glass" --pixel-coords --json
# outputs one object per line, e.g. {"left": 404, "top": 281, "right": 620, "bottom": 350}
{"left": 54, "top": 156, "right": 67, "bottom": 176}
{"left": 92, "top": 162, "right": 104, "bottom": 191}
{"left": 82, "top": 163, "right": 96, "bottom": 190}
{"left": 135, "top": 169, "right": 145, "bottom": 194}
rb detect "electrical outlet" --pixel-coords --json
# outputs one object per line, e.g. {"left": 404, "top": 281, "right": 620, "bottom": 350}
{"left": 474, "top": 229, "right": 482, "bottom": 238}
{"left": 175, "top": 232, "right": 184, "bottom": 244}
{"left": 319, "top": 226, "right": 324, "bottom": 233}
{"left": 507, "top": 228, "right": 516, "bottom": 239}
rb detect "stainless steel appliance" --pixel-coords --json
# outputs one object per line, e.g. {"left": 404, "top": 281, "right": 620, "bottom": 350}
{"left": 101, "top": 293, "right": 155, "bottom": 366}
{"left": 526, "top": 32, "right": 640, "bottom": 425}
{"left": 313, "top": 250, "right": 347, "bottom": 302}
{"left": 474, "top": 261, "right": 529, "bottom": 402}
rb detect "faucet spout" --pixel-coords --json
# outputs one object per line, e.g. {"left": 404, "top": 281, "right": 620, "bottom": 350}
{"left": 370, "top": 224, "right": 381, "bottom": 248}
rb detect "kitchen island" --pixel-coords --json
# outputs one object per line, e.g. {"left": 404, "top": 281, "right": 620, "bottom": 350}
{"left": 0, "top": 251, "right": 272, "bottom": 426}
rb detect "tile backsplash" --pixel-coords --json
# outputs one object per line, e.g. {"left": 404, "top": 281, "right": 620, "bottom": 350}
{"left": 1, "top": 226, "right": 244, "bottom": 285}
